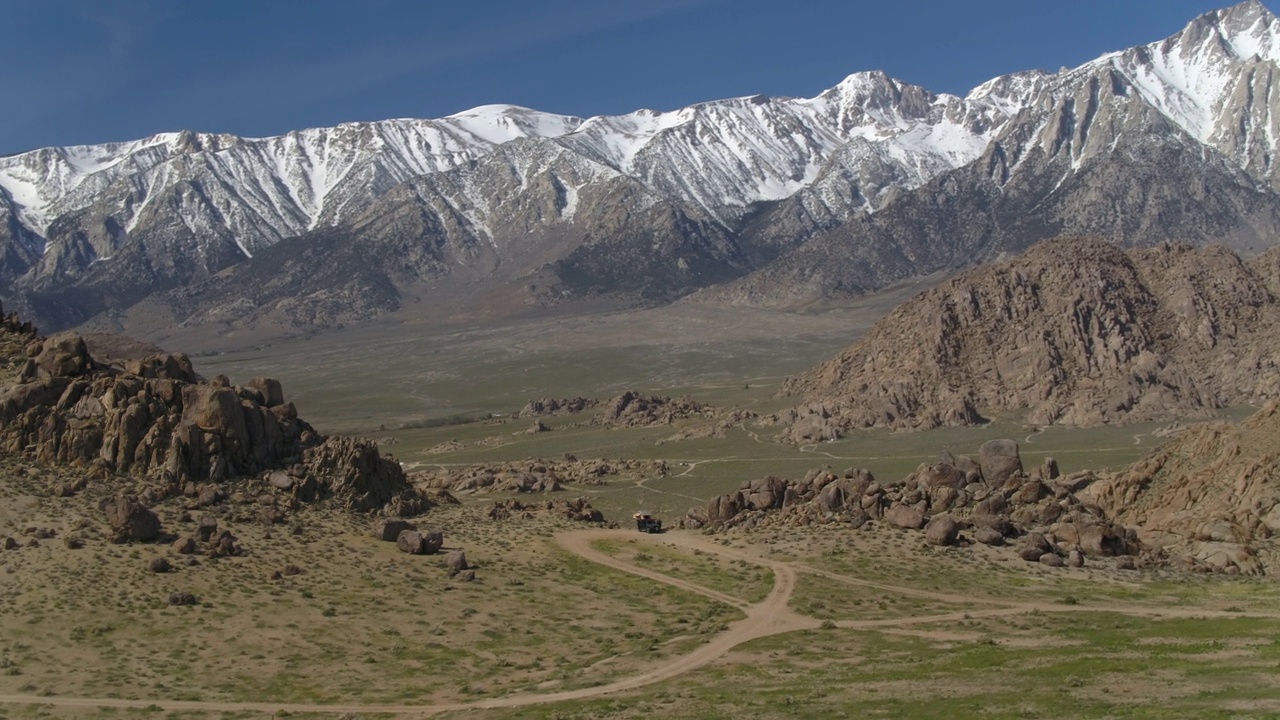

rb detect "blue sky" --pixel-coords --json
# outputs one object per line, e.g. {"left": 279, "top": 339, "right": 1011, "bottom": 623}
{"left": 0, "top": 0, "right": 1247, "bottom": 155}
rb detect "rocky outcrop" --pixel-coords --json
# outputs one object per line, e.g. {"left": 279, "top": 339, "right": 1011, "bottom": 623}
{"left": 1081, "top": 401, "right": 1280, "bottom": 574}
{"left": 0, "top": 329, "right": 318, "bottom": 484}
{"left": 0, "top": 313, "right": 427, "bottom": 515}
{"left": 389, "top": 527, "right": 443, "bottom": 555}
{"left": 680, "top": 439, "right": 1146, "bottom": 568}
{"left": 662, "top": 408, "right": 762, "bottom": 442}
{"left": 396, "top": 530, "right": 430, "bottom": 555}
{"left": 102, "top": 494, "right": 161, "bottom": 543}
{"left": 302, "top": 436, "right": 415, "bottom": 513}
{"left": 518, "top": 397, "right": 599, "bottom": 417}
{"left": 593, "top": 391, "right": 715, "bottom": 428}
{"left": 682, "top": 470, "right": 875, "bottom": 531}
{"left": 373, "top": 517, "right": 416, "bottom": 542}
{"left": 417, "top": 457, "right": 668, "bottom": 494}
{"left": 779, "top": 239, "right": 1280, "bottom": 436}
{"left": 0, "top": 304, "right": 37, "bottom": 337}
{"left": 486, "top": 497, "right": 606, "bottom": 523}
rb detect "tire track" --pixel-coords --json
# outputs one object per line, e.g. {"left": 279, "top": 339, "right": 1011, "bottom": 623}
{"left": 2, "top": 528, "right": 1275, "bottom": 717}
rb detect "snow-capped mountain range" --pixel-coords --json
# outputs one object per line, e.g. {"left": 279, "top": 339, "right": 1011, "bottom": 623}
{"left": 4, "top": 1, "right": 1280, "bottom": 334}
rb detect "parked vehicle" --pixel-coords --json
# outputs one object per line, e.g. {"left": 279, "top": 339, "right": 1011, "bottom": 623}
{"left": 633, "top": 511, "right": 662, "bottom": 533}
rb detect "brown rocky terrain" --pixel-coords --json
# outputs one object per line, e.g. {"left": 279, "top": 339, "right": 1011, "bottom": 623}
{"left": 662, "top": 408, "right": 762, "bottom": 442}
{"left": 676, "top": 437, "right": 1185, "bottom": 571}
{"left": 486, "top": 497, "right": 608, "bottom": 523}
{"left": 0, "top": 303, "right": 428, "bottom": 515}
{"left": 779, "top": 238, "right": 1280, "bottom": 439}
{"left": 593, "top": 390, "right": 716, "bottom": 428}
{"left": 1255, "top": 245, "right": 1280, "bottom": 296}
{"left": 1082, "top": 401, "right": 1280, "bottom": 575}
{"left": 518, "top": 396, "right": 600, "bottom": 417}
{"left": 416, "top": 457, "right": 669, "bottom": 494}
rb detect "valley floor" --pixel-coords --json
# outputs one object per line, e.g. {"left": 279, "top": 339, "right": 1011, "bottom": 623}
{"left": 3, "top": 291, "right": 1274, "bottom": 718}
{"left": 2, "top": 483, "right": 1279, "bottom": 719}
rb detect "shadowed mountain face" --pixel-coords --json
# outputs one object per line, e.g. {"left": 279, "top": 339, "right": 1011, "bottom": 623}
{"left": 3, "top": 2, "right": 1280, "bottom": 335}
{"left": 776, "top": 239, "right": 1280, "bottom": 438}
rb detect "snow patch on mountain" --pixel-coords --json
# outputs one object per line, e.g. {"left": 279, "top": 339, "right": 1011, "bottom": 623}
{"left": 1, "top": 0, "right": 1278, "bottom": 298}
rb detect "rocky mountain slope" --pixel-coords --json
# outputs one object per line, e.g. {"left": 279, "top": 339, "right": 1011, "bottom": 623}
{"left": 1081, "top": 401, "right": 1280, "bottom": 574}
{"left": 779, "top": 239, "right": 1280, "bottom": 438}
{"left": 4, "top": 2, "right": 1280, "bottom": 334}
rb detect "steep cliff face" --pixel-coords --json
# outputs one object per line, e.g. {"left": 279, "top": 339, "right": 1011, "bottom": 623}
{"left": 780, "top": 239, "right": 1280, "bottom": 437}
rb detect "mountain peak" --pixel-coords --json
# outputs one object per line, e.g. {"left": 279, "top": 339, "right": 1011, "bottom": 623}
{"left": 1221, "top": 0, "right": 1273, "bottom": 22}
{"left": 1193, "top": 0, "right": 1280, "bottom": 61}
{"left": 823, "top": 70, "right": 905, "bottom": 98}
{"left": 812, "top": 70, "right": 939, "bottom": 122}
{"left": 5, "top": 2, "right": 1280, "bottom": 334}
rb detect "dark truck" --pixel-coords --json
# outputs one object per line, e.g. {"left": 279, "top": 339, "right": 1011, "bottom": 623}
{"left": 633, "top": 512, "right": 662, "bottom": 533}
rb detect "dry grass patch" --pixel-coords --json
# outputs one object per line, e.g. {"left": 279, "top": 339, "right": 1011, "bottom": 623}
{"left": 589, "top": 538, "right": 772, "bottom": 603}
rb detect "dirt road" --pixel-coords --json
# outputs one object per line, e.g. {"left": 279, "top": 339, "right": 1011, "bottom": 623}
{"left": 1, "top": 528, "right": 1275, "bottom": 717}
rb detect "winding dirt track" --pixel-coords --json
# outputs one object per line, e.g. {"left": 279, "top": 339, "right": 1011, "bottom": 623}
{"left": 1, "top": 529, "right": 1276, "bottom": 717}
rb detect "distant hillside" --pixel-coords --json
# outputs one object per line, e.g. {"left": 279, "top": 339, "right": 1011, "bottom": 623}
{"left": 779, "top": 239, "right": 1280, "bottom": 439}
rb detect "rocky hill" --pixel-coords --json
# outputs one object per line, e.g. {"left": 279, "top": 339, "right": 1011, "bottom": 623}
{"left": 1081, "top": 401, "right": 1280, "bottom": 574}
{"left": 0, "top": 303, "right": 427, "bottom": 515}
{"left": 4, "top": 3, "right": 1280, "bottom": 335}
{"left": 779, "top": 239, "right": 1280, "bottom": 438}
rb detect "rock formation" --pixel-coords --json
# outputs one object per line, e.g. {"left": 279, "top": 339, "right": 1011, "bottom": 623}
{"left": 1082, "top": 401, "right": 1280, "bottom": 574}
{"left": 593, "top": 390, "right": 715, "bottom": 428}
{"left": 779, "top": 239, "right": 1280, "bottom": 437}
{"left": 0, "top": 303, "right": 427, "bottom": 515}
{"left": 102, "top": 494, "right": 161, "bottom": 543}
{"left": 417, "top": 457, "right": 668, "bottom": 494}
{"left": 662, "top": 408, "right": 762, "bottom": 441}
{"left": 303, "top": 436, "right": 418, "bottom": 513}
{"left": 373, "top": 517, "right": 416, "bottom": 542}
{"left": 680, "top": 439, "right": 1150, "bottom": 569}
{"left": 518, "top": 397, "right": 599, "bottom": 417}
{"left": 486, "top": 497, "right": 606, "bottom": 523}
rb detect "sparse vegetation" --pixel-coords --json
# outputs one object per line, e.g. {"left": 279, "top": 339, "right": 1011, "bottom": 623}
{"left": 2, "top": 264, "right": 1277, "bottom": 718}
